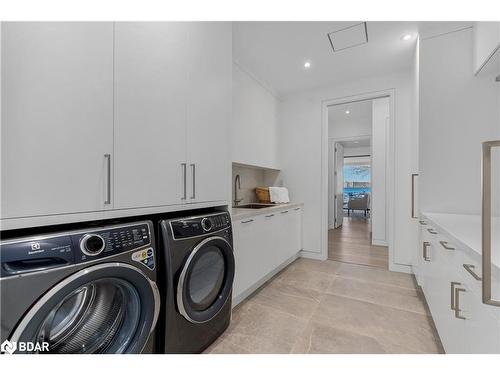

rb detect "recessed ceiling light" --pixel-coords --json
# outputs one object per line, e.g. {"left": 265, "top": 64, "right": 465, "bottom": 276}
{"left": 345, "top": 110, "right": 350, "bottom": 114}
{"left": 304, "top": 61, "right": 311, "bottom": 69}
{"left": 401, "top": 34, "right": 412, "bottom": 41}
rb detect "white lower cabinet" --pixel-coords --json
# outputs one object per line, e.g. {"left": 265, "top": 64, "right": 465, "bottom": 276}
{"left": 232, "top": 206, "right": 303, "bottom": 304}
{"left": 418, "top": 217, "right": 500, "bottom": 353}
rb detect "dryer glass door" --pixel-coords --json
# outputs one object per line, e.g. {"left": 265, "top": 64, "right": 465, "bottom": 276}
{"left": 10, "top": 263, "right": 159, "bottom": 354}
{"left": 177, "top": 236, "right": 235, "bottom": 323}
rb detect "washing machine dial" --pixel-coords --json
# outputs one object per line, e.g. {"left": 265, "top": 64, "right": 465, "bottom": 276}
{"left": 80, "top": 234, "right": 106, "bottom": 256}
{"left": 201, "top": 217, "right": 213, "bottom": 232}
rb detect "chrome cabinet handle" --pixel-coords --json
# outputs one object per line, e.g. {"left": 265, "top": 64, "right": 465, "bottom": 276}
{"left": 482, "top": 140, "right": 500, "bottom": 307}
{"left": 454, "top": 287, "right": 466, "bottom": 320}
{"left": 411, "top": 173, "right": 418, "bottom": 218}
{"left": 463, "top": 264, "right": 482, "bottom": 281}
{"left": 181, "top": 163, "right": 187, "bottom": 200}
{"left": 427, "top": 228, "right": 438, "bottom": 234}
{"left": 423, "top": 241, "right": 431, "bottom": 261}
{"left": 450, "top": 281, "right": 461, "bottom": 310}
{"left": 104, "top": 154, "right": 111, "bottom": 205}
{"left": 241, "top": 219, "right": 254, "bottom": 224}
{"left": 190, "top": 163, "right": 196, "bottom": 199}
{"left": 439, "top": 241, "right": 455, "bottom": 251}
{"left": 419, "top": 220, "right": 427, "bottom": 225}
{"left": 294, "top": 207, "right": 301, "bottom": 211}
{"left": 265, "top": 214, "right": 275, "bottom": 218}
{"left": 281, "top": 210, "right": 289, "bottom": 214}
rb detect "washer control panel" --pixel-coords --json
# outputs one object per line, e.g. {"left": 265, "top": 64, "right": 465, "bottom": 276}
{"left": 0, "top": 221, "right": 153, "bottom": 277}
{"left": 170, "top": 212, "right": 231, "bottom": 240}
{"left": 72, "top": 222, "right": 151, "bottom": 263}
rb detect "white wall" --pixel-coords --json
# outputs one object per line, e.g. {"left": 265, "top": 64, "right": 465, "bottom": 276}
{"left": 232, "top": 62, "right": 280, "bottom": 169}
{"left": 419, "top": 27, "right": 500, "bottom": 216}
{"left": 371, "top": 97, "right": 389, "bottom": 246}
{"left": 473, "top": 22, "right": 500, "bottom": 74}
{"left": 279, "top": 70, "right": 416, "bottom": 270}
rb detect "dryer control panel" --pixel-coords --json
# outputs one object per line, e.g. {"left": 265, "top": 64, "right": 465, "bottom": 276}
{"left": 170, "top": 212, "right": 231, "bottom": 240}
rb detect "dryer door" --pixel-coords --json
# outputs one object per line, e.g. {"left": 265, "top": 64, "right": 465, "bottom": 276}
{"left": 177, "top": 236, "right": 235, "bottom": 323}
{"left": 10, "top": 263, "right": 160, "bottom": 354}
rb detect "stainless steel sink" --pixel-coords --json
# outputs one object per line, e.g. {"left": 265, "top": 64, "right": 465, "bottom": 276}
{"left": 233, "top": 203, "right": 277, "bottom": 209}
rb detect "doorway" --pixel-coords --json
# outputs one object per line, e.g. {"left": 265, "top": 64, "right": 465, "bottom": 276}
{"left": 326, "top": 97, "right": 389, "bottom": 269}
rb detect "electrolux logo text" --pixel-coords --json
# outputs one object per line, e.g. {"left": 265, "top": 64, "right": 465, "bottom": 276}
{"left": 1, "top": 339, "right": 50, "bottom": 354}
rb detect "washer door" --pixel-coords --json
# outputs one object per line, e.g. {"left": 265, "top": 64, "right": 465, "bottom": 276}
{"left": 177, "top": 236, "right": 234, "bottom": 323}
{"left": 10, "top": 263, "right": 160, "bottom": 354}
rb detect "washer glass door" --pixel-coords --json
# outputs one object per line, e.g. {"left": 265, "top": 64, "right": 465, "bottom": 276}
{"left": 11, "top": 263, "right": 159, "bottom": 354}
{"left": 178, "top": 237, "right": 234, "bottom": 323}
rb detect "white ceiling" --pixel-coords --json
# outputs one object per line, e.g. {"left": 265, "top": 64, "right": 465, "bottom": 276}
{"left": 233, "top": 21, "right": 472, "bottom": 96}
{"left": 328, "top": 99, "right": 372, "bottom": 140}
{"left": 329, "top": 100, "right": 372, "bottom": 126}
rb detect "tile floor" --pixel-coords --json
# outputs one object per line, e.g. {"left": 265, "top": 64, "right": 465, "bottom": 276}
{"left": 329, "top": 215, "right": 389, "bottom": 269}
{"left": 205, "top": 258, "right": 444, "bottom": 354}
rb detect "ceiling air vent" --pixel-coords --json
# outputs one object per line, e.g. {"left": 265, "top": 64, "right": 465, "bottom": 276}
{"left": 327, "top": 22, "right": 368, "bottom": 52}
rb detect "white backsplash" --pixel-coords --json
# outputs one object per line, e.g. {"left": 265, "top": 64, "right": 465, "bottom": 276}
{"left": 232, "top": 164, "right": 281, "bottom": 205}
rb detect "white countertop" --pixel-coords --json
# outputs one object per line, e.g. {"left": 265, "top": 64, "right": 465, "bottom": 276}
{"left": 231, "top": 202, "right": 304, "bottom": 221}
{"left": 422, "top": 212, "right": 500, "bottom": 268}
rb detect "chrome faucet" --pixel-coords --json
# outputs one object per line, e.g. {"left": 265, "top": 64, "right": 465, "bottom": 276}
{"left": 234, "top": 174, "right": 243, "bottom": 207}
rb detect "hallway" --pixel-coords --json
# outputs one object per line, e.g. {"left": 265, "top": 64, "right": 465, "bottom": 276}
{"left": 206, "top": 258, "right": 443, "bottom": 354}
{"left": 328, "top": 214, "right": 388, "bottom": 269}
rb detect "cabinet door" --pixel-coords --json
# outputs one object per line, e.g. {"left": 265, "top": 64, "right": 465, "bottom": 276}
{"left": 263, "top": 213, "right": 281, "bottom": 272}
{"left": 290, "top": 207, "right": 303, "bottom": 256}
{"left": 1, "top": 22, "right": 114, "bottom": 218}
{"left": 232, "top": 217, "right": 259, "bottom": 299}
{"left": 185, "top": 22, "right": 231, "bottom": 204}
{"left": 462, "top": 279, "right": 500, "bottom": 353}
{"left": 114, "top": 22, "right": 188, "bottom": 209}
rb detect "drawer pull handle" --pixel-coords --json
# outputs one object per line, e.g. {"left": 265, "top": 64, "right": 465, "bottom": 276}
{"left": 481, "top": 140, "right": 500, "bottom": 307}
{"left": 265, "top": 214, "right": 275, "bottom": 218}
{"left": 294, "top": 207, "right": 301, "bottom": 211}
{"left": 463, "top": 264, "right": 482, "bottom": 281}
{"left": 181, "top": 163, "right": 187, "bottom": 200}
{"left": 454, "top": 287, "right": 466, "bottom": 320}
{"left": 281, "top": 210, "right": 289, "bottom": 214}
{"left": 439, "top": 241, "right": 455, "bottom": 250}
{"left": 450, "top": 281, "right": 461, "bottom": 310}
{"left": 241, "top": 219, "right": 254, "bottom": 224}
{"left": 427, "top": 228, "right": 438, "bottom": 234}
{"left": 411, "top": 173, "right": 418, "bottom": 219}
{"left": 419, "top": 220, "right": 427, "bottom": 225}
{"left": 104, "top": 154, "right": 112, "bottom": 205}
{"left": 423, "top": 241, "right": 431, "bottom": 261}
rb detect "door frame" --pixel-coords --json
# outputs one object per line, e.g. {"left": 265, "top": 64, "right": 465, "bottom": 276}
{"left": 321, "top": 89, "right": 395, "bottom": 265}
{"left": 328, "top": 135, "right": 372, "bottom": 230}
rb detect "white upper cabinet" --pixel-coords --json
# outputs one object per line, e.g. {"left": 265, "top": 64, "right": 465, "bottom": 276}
{"left": 473, "top": 22, "right": 500, "bottom": 74}
{"left": 232, "top": 63, "right": 280, "bottom": 170}
{"left": 185, "top": 22, "right": 232, "bottom": 203}
{"left": 1, "top": 22, "right": 231, "bottom": 226}
{"left": 1, "top": 22, "right": 114, "bottom": 219}
{"left": 114, "top": 23, "right": 189, "bottom": 209}
{"left": 115, "top": 22, "right": 231, "bottom": 208}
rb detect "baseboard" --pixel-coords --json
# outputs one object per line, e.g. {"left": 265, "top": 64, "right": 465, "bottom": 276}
{"left": 299, "top": 250, "right": 327, "bottom": 261}
{"left": 389, "top": 262, "right": 412, "bottom": 274}
{"left": 372, "top": 239, "right": 388, "bottom": 247}
{"left": 232, "top": 253, "right": 299, "bottom": 307}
